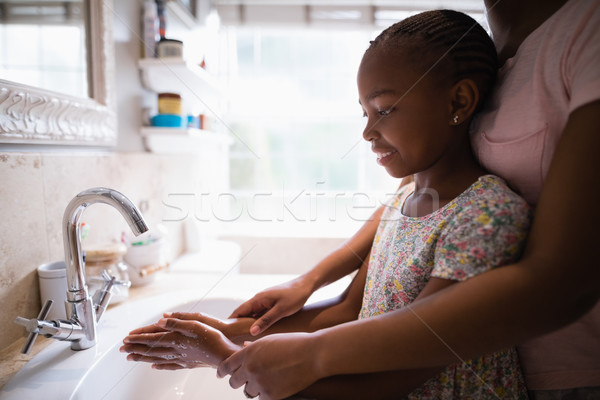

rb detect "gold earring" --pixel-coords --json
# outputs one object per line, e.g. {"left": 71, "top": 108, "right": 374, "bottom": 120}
{"left": 453, "top": 115, "right": 459, "bottom": 124}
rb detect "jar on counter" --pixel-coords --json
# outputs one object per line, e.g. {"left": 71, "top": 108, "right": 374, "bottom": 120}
{"left": 84, "top": 243, "right": 130, "bottom": 304}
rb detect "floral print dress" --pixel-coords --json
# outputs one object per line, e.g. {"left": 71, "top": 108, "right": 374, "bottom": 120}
{"left": 359, "top": 175, "right": 531, "bottom": 399}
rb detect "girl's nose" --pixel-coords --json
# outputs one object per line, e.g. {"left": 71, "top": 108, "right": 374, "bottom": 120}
{"left": 362, "top": 118, "right": 378, "bottom": 142}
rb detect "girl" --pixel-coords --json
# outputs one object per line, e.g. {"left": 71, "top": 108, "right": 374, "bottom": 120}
{"left": 123, "top": 10, "right": 531, "bottom": 399}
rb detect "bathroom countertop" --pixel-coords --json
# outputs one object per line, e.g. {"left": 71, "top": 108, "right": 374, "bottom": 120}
{"left": 0, "top": 269, "right": 351, "bottom": 390}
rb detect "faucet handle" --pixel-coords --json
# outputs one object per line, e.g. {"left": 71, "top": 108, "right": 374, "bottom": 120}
{"left": 92, "top": 271, "right": 118, "bottom": 322}
{"left": 89, "top": 269, "right": 131, "bottom": 288}
{"left": 14, "top": 300, "right": 55, "bottom": 355}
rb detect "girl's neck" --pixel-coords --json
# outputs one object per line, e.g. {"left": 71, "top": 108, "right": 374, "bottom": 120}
{"left": 484, "top": 0, "right": 568, "bottom": 63}
{"left": 405, "top": 136, "right": 485, "bottom": 218}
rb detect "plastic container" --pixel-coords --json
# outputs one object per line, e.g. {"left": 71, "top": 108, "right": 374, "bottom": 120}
{"left": 151, "top": 114, "right": 185, "bottom": 128}
{"left": 38, "top": 261, "right": 68, "bottom": 320}
{"left": 187, "top": 115, "right": 200, "bottom": 129}
{"left": 84, "top": 243, "right": 130, "bottom": 304}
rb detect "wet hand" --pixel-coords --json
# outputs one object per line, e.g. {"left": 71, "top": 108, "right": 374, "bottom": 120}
{"left": 121, "top": 318, "right": 240, "bottom": 370}
{"left": 164, "top": 311, "right": 255, "bottom": 345}
{"left": 217, "top": 332, "right": 320, "bottom": 400}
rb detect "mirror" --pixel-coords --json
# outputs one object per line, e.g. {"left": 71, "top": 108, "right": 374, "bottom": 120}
{"left": 0, "top": 0, "right": 116, "bottom": 147}
{"left": 0, "top": 0, "right": 88, "bottom": 98}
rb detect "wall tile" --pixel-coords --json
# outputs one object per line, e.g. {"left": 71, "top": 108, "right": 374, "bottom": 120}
{"left": 0, "top": 153, "right": 48, "bottom": 349}
{"left": 224, "top": 235, "right": 345, "bottom": 275}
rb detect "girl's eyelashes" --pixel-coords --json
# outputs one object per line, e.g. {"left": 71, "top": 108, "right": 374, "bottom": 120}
{"left": 361, "top": 107, "right": 394, "bottom": 118}
{"left": 377, "top": 107, "right": 394, "bottom": 116}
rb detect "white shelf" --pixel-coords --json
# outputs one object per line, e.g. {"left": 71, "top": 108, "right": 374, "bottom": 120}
{"left": 138, "top": 58, "right": 223, "bottom": 111}
{"left": 141, "top": 127, "right": 233, "bottom": 154}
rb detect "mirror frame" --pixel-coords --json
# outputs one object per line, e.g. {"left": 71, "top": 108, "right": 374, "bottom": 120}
{"left": 0, "top": 0, "right": 116, "bottom": 147}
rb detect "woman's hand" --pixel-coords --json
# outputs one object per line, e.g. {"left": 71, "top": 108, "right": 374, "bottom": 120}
{"left": 217, "top": 332, "right": 321, "bottom": 400}
{"left": 229, "top": 276, "right": 315, "bottom": 336}
{"left": 121, "top": 316, "right": 241, "bottom": 370}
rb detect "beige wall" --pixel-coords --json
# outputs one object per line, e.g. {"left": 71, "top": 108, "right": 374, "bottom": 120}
{"left": 0, "top": 151, "right": 225, "bottom": 350}
{"left": 225, "top": 235, "right": 345, "bottom": 275}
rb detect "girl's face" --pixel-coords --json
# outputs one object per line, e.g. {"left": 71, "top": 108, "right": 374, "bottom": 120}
{"left": 357, "top": 48, "right": 455, "bottom": 179}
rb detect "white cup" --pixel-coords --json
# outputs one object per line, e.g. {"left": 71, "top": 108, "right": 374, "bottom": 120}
{"left": 37, "top": 261, "right": 68, "bottom": 320}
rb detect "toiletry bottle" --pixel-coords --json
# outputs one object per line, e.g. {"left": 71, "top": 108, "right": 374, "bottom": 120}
{"left": 142, "top": 1, "right": 159, "bottom": 58}
{"left": 156, "top": 0, "right": 167, "bottom": 39}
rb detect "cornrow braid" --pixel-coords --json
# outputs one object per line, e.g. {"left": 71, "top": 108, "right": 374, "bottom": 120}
{"left": 368, "top": 10, "right": 498, "bottom": 109}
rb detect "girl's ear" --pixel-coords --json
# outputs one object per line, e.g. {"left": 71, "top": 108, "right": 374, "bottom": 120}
{"left": 448, "top": 78, "right": 479, "bottom": 125}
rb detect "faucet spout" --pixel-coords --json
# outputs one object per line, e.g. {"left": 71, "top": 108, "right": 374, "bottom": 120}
{"left": 62, "top": 187, "right": 148, "bottom": 349}
{"left": 63, "top": 188, "right": 148, "bottom": 298}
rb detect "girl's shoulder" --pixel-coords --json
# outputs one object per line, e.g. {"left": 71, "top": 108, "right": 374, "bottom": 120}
{"left": 449, "top": 174, "right": 532, "bottom": 226}
{"left": 463, "top": 174, "right": 528, "bottom": 205}
{"left": 432, "top": 176, "right": 534, "bottom": 275}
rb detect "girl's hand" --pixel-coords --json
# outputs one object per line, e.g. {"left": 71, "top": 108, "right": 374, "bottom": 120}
{"left": 229, "top": 277, "right": 314, "bottom": 336}
{"left": 163, "top": 311, "right": 256, "bottom": 345}
{"left": 217, "top": 332, "right": 320, "bottom": 400}
{"left": 121, "top": 318, "right": 240, "bottom": 370}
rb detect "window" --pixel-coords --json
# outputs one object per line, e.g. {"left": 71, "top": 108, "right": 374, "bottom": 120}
{"left": 219, "top": 27, "right": 398, "bottom": 236}
{"left": 0, "top": 2, "right": 88, "bottom": 99}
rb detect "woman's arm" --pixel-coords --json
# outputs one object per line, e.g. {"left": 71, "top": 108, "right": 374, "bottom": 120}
{"left": 293, "top": 277, "right": 455, "bottom": 399}
{"left": 297, "top": 369, "right": 442, "bottom": 400}
{"left": 218, "top": 101, "right": 600, "bottom": 400}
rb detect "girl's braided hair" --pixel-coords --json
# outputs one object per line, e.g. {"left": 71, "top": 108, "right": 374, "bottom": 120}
{"left": 368, "top": 10, "right": 498, "bottom": 109}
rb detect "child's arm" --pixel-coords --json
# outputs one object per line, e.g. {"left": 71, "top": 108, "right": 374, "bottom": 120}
{"left": 229, "top": 175, "right": 412, "bottom": 336}
{"left": 229, "top": 205, "right": 384, "bottom": 336}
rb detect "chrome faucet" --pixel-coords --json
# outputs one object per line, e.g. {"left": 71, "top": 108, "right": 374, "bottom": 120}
{"left": 15, "top": 188, "right": 148, "bottom": 353}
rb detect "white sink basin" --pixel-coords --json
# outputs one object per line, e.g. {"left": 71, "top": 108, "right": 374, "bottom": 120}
{"left": 0, "top": 293, "right": 249, "bottom": 400}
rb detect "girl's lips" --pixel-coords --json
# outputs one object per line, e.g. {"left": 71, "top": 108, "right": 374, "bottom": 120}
{"left": 376, "top": 150, "right": 397, "bottom": 166}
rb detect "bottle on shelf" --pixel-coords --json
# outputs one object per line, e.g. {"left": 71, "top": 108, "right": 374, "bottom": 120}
{"left": 141, "top": 1, "right": 159, "bottom": 58}
{"left": 156, "top": 0, "right": 167, "bottom": 39}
